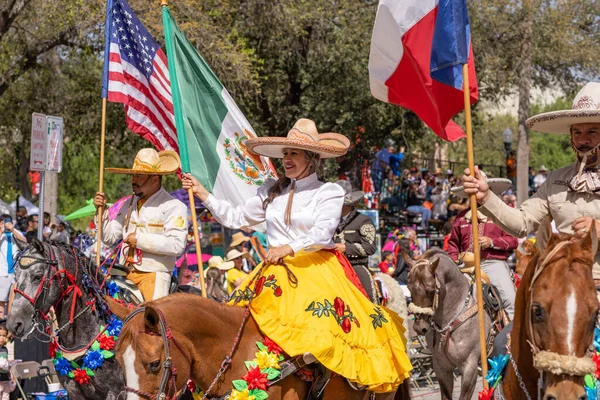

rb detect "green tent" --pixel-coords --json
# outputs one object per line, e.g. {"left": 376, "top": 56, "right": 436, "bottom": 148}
{"left": 63, "top": 199, "right": 112, "bottom": 221}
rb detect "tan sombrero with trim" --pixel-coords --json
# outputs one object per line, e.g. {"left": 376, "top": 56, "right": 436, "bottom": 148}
{"left": 105, "top": 148, "right": 181, "bottom": 175}
{"left": 451, "top": 172, "right": 512, "bottom": 199}
{"left": 245, "top": 118, "right": 350, "bottom": 159}
{"left": 527, "top": 82, "right": 600, "bottom": 134}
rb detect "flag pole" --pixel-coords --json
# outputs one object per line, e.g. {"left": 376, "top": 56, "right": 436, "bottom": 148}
{"left": 463, "top": 63, "right": 489, "bottom": 386}
{"left": 161, "top": 0, "right": 208, "bottom": 298}
{"left": 96, "top": 98, "right": 107, "bottom": 267}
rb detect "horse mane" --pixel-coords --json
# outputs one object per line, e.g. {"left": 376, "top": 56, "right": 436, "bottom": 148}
{"left": 419, "top": 247, "right": 446, "bottom": 259}
{"left": 117, "top": 293, "right": 247, "bottom": 353}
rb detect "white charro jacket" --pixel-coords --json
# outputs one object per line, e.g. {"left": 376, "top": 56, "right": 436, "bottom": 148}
{"left": 480, "top": 162, "right": 600, "bottom": 279}
{"left": 100, "top": 187, "right": 188, "bottom": 273}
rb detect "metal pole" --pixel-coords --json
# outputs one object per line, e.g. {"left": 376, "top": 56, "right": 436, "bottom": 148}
{"left": 463, "top": 63, "right": 489, "bottom": 387}
{"left": 37, "top": 171, "right": 45, "bottom": 241}
{"left": 96, "top": 98, "right": 107, "bottom": 266}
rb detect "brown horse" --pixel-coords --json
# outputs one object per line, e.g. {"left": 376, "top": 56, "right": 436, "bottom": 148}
{"left": 108, "top": 294, "right": 411, "bottom": 400}
{"left": 515, "top": 239, "right": 537, "bottom": 276}
{"left": 502, "top": 226, "right": 599, "bottom": 400}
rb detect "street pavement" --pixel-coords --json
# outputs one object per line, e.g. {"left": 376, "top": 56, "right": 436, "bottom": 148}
{"left": 412, "top": 376, "right": 484, "bottom": 399}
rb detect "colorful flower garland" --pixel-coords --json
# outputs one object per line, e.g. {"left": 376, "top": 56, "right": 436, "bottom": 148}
{"left": 51, "top": 308, "right": 122, "bottom": 385}
{"left": 228, "top": 336, "right": 284, "bottom": 400}
{"left": 479, "top": 326, "right": 600, "bottom": 399}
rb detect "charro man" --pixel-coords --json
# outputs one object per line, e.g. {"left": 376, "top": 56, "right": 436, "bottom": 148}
{"left": 448, "top": 176, "right": 517, "bottom": 320}
{"left": 94, "top": 148, "right": 188, "bottom": 301}
{"left": 333, "top": 180, "right": 378, "bottom": 302}
{"left": 462, "top": 82, "right": 600, "bottom": 286}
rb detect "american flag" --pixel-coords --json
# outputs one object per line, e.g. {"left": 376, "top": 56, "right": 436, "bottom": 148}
{"left": 101, "top": 0, "right": 177, "bottom": 152}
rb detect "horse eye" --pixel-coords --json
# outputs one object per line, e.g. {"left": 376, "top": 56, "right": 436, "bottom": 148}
{"left": 148, "top": 360, "right": 161, "bottom": 372}
{"left": 532, "top": 305, "right": 545, "bottom": 322}
{"left": 32, "top": 274, "right": 43, "bottom": 282}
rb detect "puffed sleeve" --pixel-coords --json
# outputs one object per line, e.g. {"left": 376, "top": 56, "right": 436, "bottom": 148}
{"left": 288, "top": 183, "right": 344, "bottom": 254}
{"left": 203, "top": 179, "right": 277, "bottom": 229}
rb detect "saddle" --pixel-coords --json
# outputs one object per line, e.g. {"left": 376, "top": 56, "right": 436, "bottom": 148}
{"left": 459, "top": 268, "right": 508, "bottom": 356}
{"left": 108, "top": 264, "right": 181, "bottom": 305}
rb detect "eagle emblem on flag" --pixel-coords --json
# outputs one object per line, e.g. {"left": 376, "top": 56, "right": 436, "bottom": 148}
{"left": 223, "top": 130, "right": 275, "bottom": 186}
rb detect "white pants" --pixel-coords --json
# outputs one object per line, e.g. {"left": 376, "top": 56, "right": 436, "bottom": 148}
{"left": 481, "top": 259, "right": 516, "bottom": 320}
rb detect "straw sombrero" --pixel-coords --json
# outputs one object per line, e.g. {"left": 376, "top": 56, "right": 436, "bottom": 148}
{"left": 207, "top": 255, "right": 234, "bottom": 271}
{"left": 105, "top": 148, "right": 180, "bottom": 175}
{"left": 245, "top": 118, "right": 350, "bottom": 159}
{"left": 229, "top": 232, "right": 250, "bottom": 247}
{"left": 527, "top": 82, "right": 600, "bottom": 134}
{"left": 451, "top": 173, "right": 512, "bottom": 199}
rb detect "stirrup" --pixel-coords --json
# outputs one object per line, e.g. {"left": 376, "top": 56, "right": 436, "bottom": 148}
{"left": 306, "top": 363, "right": 332, "bottom": 400}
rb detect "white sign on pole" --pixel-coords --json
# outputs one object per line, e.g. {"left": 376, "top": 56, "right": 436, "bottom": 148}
{"left": 46, "top": 116, "right": 64, "bottom": 172}
{"left": 30, "top": 113, "right": 47, "bottom": 171}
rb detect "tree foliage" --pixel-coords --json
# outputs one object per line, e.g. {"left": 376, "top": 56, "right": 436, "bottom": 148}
{"left": 0, "top": 0, "right": 597, "bottom": 218}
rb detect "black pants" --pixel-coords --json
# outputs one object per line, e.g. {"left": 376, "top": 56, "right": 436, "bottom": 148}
{"left": 351, "top": 264, "right": 377, "bottom": 304}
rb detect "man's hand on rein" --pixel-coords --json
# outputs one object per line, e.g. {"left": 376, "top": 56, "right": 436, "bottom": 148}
{"left": 264, "top": 245, "right": 294, "bottom": 265}
{"left": 572, "top": 216, "right": 600, "bottom": 239}
{"left": 124, "top": 232, "right": 138, "bottom": 248}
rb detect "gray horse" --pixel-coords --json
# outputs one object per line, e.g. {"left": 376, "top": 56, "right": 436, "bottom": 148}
{"left": 7, "top": 239, "right": 124, "bottom": 400}
{"left": 405, "top": 249, "right": 491, "bottom": 400}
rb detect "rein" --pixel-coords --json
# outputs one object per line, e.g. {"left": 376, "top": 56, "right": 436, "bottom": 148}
{"left": 121, "top": 261, "right": 298, "bottom": 400}
{"left": 13, "top": 242, "right": 113, "bottom": 354}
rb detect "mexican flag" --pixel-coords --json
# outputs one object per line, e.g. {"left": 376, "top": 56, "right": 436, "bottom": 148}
{"left": 162, "top": 7, "right": 276, "bottom": 207}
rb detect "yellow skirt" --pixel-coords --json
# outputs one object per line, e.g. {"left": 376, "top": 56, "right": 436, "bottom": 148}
{"left": 228, "top": 250, "right": 412, "bottom": 393}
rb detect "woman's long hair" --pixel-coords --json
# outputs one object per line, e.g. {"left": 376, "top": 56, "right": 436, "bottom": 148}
{"left": 262, "top": 150, "right": 321, "bottom": 210}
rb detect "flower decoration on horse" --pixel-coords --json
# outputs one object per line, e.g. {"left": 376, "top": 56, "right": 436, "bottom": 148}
{"left": 229, "top": 336, "right": 285, "bottom": 400}
{"left": 52, "top": 319, "right": 119, "bottom": 386}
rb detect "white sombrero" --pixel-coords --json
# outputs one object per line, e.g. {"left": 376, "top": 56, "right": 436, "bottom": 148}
{"left": 246, "top": 118, "right": 350, "bottom": 159}
{"left": 451, "top": 173, "right": 512, "bottom": 199}
{"left": 527, "top": 82, "right": 600, "bottom": 134}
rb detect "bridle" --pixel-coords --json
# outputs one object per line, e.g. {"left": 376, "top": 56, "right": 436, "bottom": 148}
{"left": 521, "top": 240, "right": 597, "bottom": 399}
{"left": 120, "top": 261, "right": 299, "bottom": 400}
{"left": 12, "top": 242, "right": 112, "bottom": 350}
{"left": 122, "top": 307, "right": 191, "bottom": 400}
{"left": 407, "top": 259, "right": 439, "bottom": 320}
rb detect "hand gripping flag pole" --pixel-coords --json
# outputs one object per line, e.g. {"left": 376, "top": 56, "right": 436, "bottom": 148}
{"left": 161, "top": 0, "right": 207, "bottom": 298}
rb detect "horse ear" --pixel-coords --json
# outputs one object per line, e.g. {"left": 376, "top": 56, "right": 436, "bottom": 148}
{"left": 536, "top": 216, "right": 554, "bottom": 253}
{"left": 105, "top": 296, "right": 133, "bottom": 321}
{"left": 580, "top": 222, "right": 598, "bottom": 260}
{"left": 429, "top": 257, "right": 440, "bottom": 275}
{"left": 15, "top": 238, "right": 27, "bottom": 251}
{"left": 31, "top": 238, "right": 45, "bottom": 256}
{"left": 144, "top": 307, "right": 161, "bottom": 332}
{"left": 400, "top": 251, "right": 414, "bottom": 268}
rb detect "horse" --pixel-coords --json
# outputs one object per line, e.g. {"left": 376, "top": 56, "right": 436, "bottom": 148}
{"left": 7, "top": 238, "right": 125, "bottom": 400}
{"left": 107, "top": 293, "right": 412, "bottom": 400}
{"left": 204, "top": 267, "right": 229, "bottom": 302}
{"left": 515, "top": 239, "right": 537, "bottom": 276}
{"left": 500, "top": 226, "right": 599, "bottom": 400}
{"left": 374, "top": 272, "right": 410, "bottom": 348}
{"left": 405, "top": 249, "right": 492, "bottom": 400}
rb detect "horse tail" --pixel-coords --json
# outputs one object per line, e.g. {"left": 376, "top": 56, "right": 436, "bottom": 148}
{"left": 375, "top": 273, "right": 410, "bottom": 353}
{"left": 394, "top": 379, "right": 412, "bottom": 400}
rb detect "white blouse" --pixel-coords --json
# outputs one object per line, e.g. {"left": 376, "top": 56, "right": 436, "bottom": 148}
{"left": 203, "top": 173, "right": 344, "bottom": 254}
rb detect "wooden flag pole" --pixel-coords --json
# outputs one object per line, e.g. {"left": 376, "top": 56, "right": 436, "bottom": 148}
{"left": 188, "top": 188, "right": 208, "bottom": 298}
{"left": 96, "top": 98, "right": 107, "bottom": 267}
{"left": 463, "top": 63, "right": 489, "bottom": 387}
{"left": 160, "top": 0, "right": 208, "bottom": 298}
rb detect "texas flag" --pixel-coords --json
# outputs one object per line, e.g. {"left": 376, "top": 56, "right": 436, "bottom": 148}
{"left": 368, "top": 0, "right": 478, "bottom": 142}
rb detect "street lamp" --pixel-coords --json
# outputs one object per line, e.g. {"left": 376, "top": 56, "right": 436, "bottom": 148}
{"left": 502, "top": 128, "right": 513, "bottom": 154}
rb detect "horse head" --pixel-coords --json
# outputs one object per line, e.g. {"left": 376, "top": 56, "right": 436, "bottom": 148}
{"left": 515, "top": 239, "right": 537, "bottom": 276}
{"left": 7, "top": 238, "right": 65, "bottom": 338}
{"left": 405, "top": 250, "right": 443, "bottom": 335}
{"left": 108, "top": 296, "right": 192, "bottom": 400}
{"left": 520, "top": 224, "right": 598, "bottom": 400}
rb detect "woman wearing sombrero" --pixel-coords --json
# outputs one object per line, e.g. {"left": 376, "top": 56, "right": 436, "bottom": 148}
{"left": 182, "top": 118, "right": 411, "bottom": 393}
